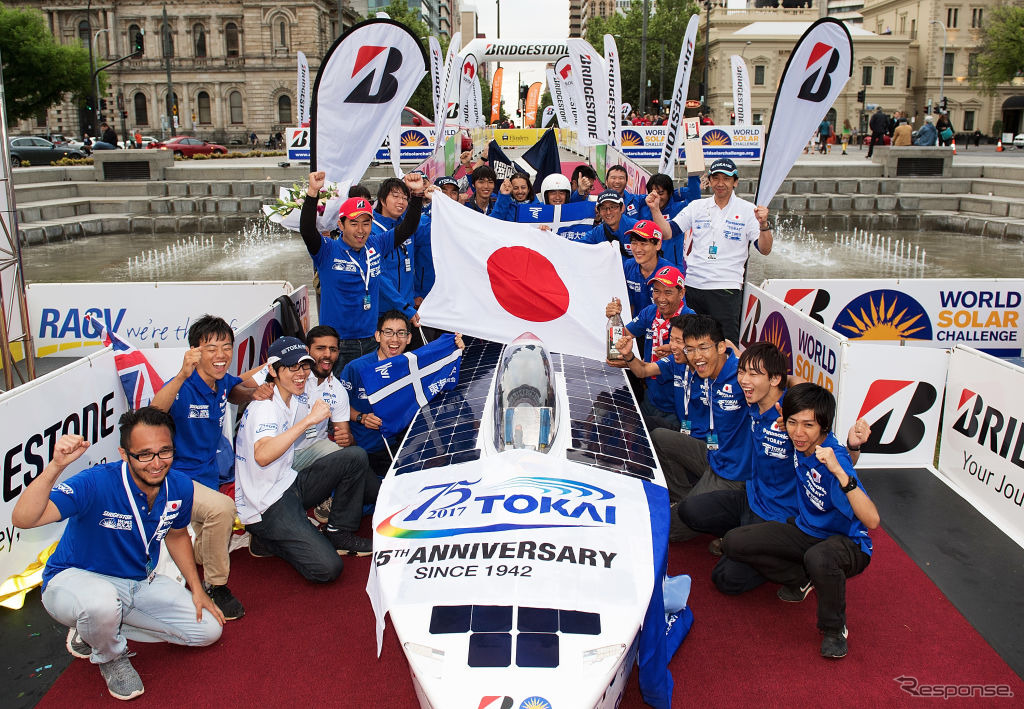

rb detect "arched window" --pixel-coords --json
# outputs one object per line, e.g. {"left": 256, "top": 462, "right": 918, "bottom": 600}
{"left": 279, "top": 21, "right": 287, "bottom": 48}
{"left": 128, "top": 24, "right": 143, "bottom": 55}
{"left": 197, "top": 91, "right": 211, "bottom": 124}
{"left": 225, "top": 23, "right": 239, "bottom": 57}
{"left": 229, "top": 91, "right": 243, "bottom": 123}
{"left": 78, "top": 20, "right": 91, "bottom": 48}
{"left": 194, "top": 24, "right": 207, "bottom": 58}
{"left": 278, "top": 95, "right": 292, "bottom": 124}
{"left": 133, "top": 92, "right": 149, "bottom": 125}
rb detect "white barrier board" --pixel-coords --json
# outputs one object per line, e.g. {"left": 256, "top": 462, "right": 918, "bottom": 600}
{"left": 619, "top": 125, "right": 763, "bottom": 161}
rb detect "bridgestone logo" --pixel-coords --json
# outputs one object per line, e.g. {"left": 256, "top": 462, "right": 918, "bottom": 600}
{"left": 734, "top": 64, "right": 745, "bottom": 123}
{"left": 485, "top": 43, "right": 568, "bottom": 56}
{"left": 579, "top": 54, "right": 599, "bottom": 140}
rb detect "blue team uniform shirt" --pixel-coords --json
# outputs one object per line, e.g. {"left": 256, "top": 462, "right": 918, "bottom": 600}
{"left": 413, "top": 211, "right": 434, "bottom": 300}
{"left": 745, "top": 394, "right": 798, "bottom": 522}
{"left": 340, "top": 350, "right": 399, "bottom": 453}
{"left": 793, "top": 432, "right": 873, "bottom": 556}
{"left": 655, "top": 356, "right": 692, "bottom": 420}
{"left": 693, "top": 353, "right": 752, "bottom": 480}
{"left": 43, "top": 461, "right": 194, "bottom": 589}
{"left": 626, "top": 302, "right": 694, "bottom": 414}
{"left": 623, "top": 257, "right": 673, "bottom": 318}
{"left": 636, "top": 176, "right": 702, "bottom": 269}
{"left": 313, "top": 227, "right": 395, "bottom": 340}
{"left": 168, "top": 369, "right": 242, "bottom": 490}
{"left": 620, "top": 190, "right": 646, "bottom": 218}
{"left": 374, "top": 212, "right": 418, "bottom": 319}
{"left": 578, "top": 215, "right": 640, "bottom": 258}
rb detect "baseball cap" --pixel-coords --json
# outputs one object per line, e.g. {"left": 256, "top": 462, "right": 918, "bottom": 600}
{"left": 626, "top": 219, "right": 663, "bottom": 246}
{"left": 434, "top": 176, "right": 459, "bottom": 189}
{"left": 596, "top": 189, "right": 625, "bottom": 207}
{"left": 267, "top": 336, "right": 314, "bottom": 367}
{"left": 339, "top": 196, "right": 373, "bottom": 219}
{"left": 708, "top": 158, "right": 738, "bottom": 177}
{"left": 647, "top": 265, "right": 685, "bottom": 288}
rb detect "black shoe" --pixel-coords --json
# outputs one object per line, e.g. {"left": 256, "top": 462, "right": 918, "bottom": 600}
{"left": 206, "top": 584, "right": 245, "bottom": 620}
{"left": 248, "top": 534, "right": 273, "bottom": 558}
{"left": 820, "top": 626, "right": 849, "bottom": 659}
{"left": 324, "top": 529, "right": 373, "bottom": 556}
{"left": 777, "top": 580, "right": 814, "bottom": 602}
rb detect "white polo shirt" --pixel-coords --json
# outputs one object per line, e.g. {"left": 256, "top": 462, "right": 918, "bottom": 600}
{"left": 671, "top": 193, "right": 761, "bottom": 290}
{"left": 253, "top": 368, "right": 351, "bottom": 451}
{"left": 234, "top": 388, "right": 301, "bottom": 525}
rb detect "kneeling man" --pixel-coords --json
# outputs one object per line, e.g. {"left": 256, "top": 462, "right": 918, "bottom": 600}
{"left": 12, "top": 407, "right": 224, "bottom": 701}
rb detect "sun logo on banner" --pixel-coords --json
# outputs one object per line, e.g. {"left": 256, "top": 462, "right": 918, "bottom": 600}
{"left": 702, "top": 129, "right": 731, "bottom": 146}
{"left": 832, "top": 289, "right": 933, "bottom": 341}
{"left": 401, "top": 130, "right": 428, "bottom": 147}
{"left": 621, "top": 129, "right": 644, "bottom": 146}
{"left": 760, "top": 311, "right": 794, "bottom": 373}
{"left": 520, "top": 698, "right": 552, "bottom": 709}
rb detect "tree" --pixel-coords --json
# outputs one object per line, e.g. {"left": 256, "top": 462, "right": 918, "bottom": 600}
{"left": 585, "top": 0, "right": 701, "bottom": 114}
{"left": 973, "top": 4, "right": 1024, "bottom": 93}
{"left": 0, "top": 6, "right": 94, "bottom": 122}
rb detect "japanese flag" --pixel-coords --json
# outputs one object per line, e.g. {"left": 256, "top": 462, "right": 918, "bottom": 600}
{"left": 420, "top": 195, "right": 630, "bottom": 361}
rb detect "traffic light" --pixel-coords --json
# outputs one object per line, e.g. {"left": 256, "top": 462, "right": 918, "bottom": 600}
{"left": 133, "top": 31, "right": 145, "bottom": 56}
{"left": 940, "top": 96, "right": 948, "bottom": 112}
{"left": 519, "top": 85, "right": 528, "bottom": 102}
{"left": 856, "top": 89, "right": 866, "bottom": 103}
{"left": 84, "top": 96, "right": 94, "bottom": 112}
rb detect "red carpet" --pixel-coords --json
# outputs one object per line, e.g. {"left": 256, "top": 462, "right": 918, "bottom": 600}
{"left": 38, "top": 527, "right": 1023, "bottom": 708}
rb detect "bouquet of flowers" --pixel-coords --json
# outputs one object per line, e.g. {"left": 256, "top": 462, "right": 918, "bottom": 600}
{"left": 262, "top": 180, "right": 347, "bottom": 232}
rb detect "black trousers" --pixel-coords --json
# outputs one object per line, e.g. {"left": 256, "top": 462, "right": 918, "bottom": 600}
{"left": 722, "top": 520, "right": 871, "bottom": 632}
{"left": 684, "top": 286, "right": 744, "bottom": 345}
{"left": 867, "top": 131, "right": 885, "bottom": 157}
{"left": 680, "top": 488, "right": 768, "bottom": 595}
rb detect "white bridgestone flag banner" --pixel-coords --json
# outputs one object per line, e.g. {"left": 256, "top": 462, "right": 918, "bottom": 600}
{"left": 547, "top": 65, "right": 570, "bottom": 130}
{"left": 458, "top": 53, "right": 481, "bottom": 128}
{"left": 311, "top": 19, "right": 427, "bottom": 183}
{"left": 567, "top": 39, "right": 608, "bottom": 147}
{"left": 420, "top": 195, "right": 630, "bottom": 361}
{"left": 756, "top": 18, "right": 853, "bottom": 205}
{"left": 296, "top": 50, "right": 311, "bottom": 126}
{"left": 428, "top": 36, "right": 444, "bottom": 123}
{"left": 659, "top": 14, "right": 699, "bottom": 176}
{"left": 604, "top": 34, "right": 622, "bottom": 147}
{"left": 432, "top": 32, "right": 461, "bottom": 154}
{"left": 541, "top": 104, "right": 556, "bottom": 128}
{"left": 731, "top": 55, "right": 750, "bottom": 126}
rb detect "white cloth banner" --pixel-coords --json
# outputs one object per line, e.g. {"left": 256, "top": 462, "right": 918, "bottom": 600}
{"left": 730, "top": 55, "right": 750, "bottom": 126}
{"left": 567, "top": 39, "right": 608, "bottom": 147}
{"left": 432, "top": 32, "right": 461, "bottom": 153}
{"left": 458, "top": 53, "right": 480, "bottom": 128}
{"left": 311, "top": 19, "right": 426, "bottom": 183}
{"left": 420, "top": 195, "right": 629, "bottom": 361}
{"left": 547, "top": 67, "right": 568, "bottom": 130}
{"left": 659, "top": 15, "right": 699, "bottom": 175}
{"left": 756, "top": 18, "right": 853, "bottom": 205}
{"left": 604, "top": 34, "right": 622, "bottom": 147}
{"left": 296, "top": 51, "right": 311, "bottom": 126}
{"left": 555, "top": 56, "right": 581, "bottom": 131}
{"left": 622, "top": 102, "right": 632, "bottom": 117}
{"left": 541, "top": 105, "right": 556, "bottom": 129}
{"left": 472, "top": 72, "right": 485, "bottom": 127}
{"left": 387, "top": 120, "right": 404, "bottom": 178}
{"left": 428, "top": 36, "right": 444, "bottom": 124}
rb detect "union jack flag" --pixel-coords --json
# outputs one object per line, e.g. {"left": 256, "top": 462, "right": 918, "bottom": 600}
{"left": 85, "top": 314, "right": 164, "bottom": 410}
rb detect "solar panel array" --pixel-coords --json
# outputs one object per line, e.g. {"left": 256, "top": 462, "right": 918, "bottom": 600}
{"left": 391, "top": 339, "right": 658, "bottom": 481}
{"left": 429, "top": 604, "right": 602, "bottom": 669}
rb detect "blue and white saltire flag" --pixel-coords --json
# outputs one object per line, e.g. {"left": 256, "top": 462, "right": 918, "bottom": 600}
{"left": 364, "top": 334, "right": 462, "bottom": 438}
{"left": 513, "top": 200, "right": 596, "bottom": 241}
{"left": 638, "top": 480, "right": 694, "bottom": 708}
{"left": 85, "top": 314, "right": 165, "bottom": 410}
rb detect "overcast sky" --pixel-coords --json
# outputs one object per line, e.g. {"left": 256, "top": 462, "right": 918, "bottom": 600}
{"left": 468, "top": 0, "right": 570, "bottom": 116}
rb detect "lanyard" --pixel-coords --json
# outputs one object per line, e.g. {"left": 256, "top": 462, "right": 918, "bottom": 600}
{"left": 344, "top": 250, "right": 371, "bottom": 293}
{"left": 704, "top": 378, "right": 715, "bottom": 432}
{"left": 682, "top": 367, "right": 692, "bottom": 418}
{"left": 121, "top": 462, "right": 168, "bottom": 563}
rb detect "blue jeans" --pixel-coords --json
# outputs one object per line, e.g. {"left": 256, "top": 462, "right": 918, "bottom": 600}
{"left": 42, "top": 568, "right": 222, "bottom": 664}
{"left": 333, "top": 336, "right": 376, "bottom": 378}
{"left": 245, "top": 449, "right": 370, "bottom": 582}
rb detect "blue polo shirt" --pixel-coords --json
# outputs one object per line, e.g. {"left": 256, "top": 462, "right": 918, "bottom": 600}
{"left": 374, "top": 213, "right": 418, "bottom": 320}
{"left": 746, "top": 394, "right": 798, "bottom": 523}
{"left": 623, "top": 257, "right": 673, "bottom": 318}
{"left": 626, "top": 302, "right": 694, "bottom": 415}
{"left": 793, "top": 431, "right": 873, "bottom": 556}
{"left": 694, "top": 353, "right": 752, "bottom": 481}
{"left": 43, "top": 461, "right": 194, "bottom": 589}
{"left": 655, "top": 355, "right": 691, "bottom": 420}
{"left": 413, "top": 212, "right": 434, "bottom": 300}
{"left": 340, "top": 350, "right": 401, "bottom": 454}
{"left": 636, "top": 177, "right": 702, "bottom": 269}
{"left": 168, "top": 369, "right": 242, "bottom": 490}
{"left": 620, "top": 190, "right": 646, "bottom": 218}
{"left": 312, "top": 229, "right": 395, "bottom": 340}
{"left": 579, "top": 214, "right": 640, "bottom": 256}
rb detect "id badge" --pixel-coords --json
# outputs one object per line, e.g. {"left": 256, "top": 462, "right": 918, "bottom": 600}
{"left": 708, "top": 243, "right": 718, "bottom": 260}
{"left": 145, "top": 557, "right": 156, "bottom": 583}
{"left": 404, "top": 257, "right": 412, "bottom": 272}
{"left": 680, "top": 419, "right": 692, "bottom": 436}
{"left": 706, "top": 432, "right": 720, "bottom": 451}
{"left": 362, "top": 294, "right": 371, "bottom": 311}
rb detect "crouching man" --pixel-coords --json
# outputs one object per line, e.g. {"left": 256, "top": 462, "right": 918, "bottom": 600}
{"left": 12, "top": 407, "right": 224, "bottom": 701}
{"left": 235, "top": 337, "right": 372, "bottom": 584}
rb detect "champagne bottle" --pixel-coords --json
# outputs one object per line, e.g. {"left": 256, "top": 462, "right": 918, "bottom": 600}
{"left": 607, "top": 298, "right": 624, "bottom": 360}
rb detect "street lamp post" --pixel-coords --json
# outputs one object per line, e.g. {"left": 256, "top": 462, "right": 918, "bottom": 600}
{"left": 639, "top": 0, "right": 649, "bottom": 112}
{"left": 92, "top": 28, "right": 109, "bottom": 134}
{"left": 702, "top": 0, "right": 712, "bottom": 105}
{"left": 162, "top": 4, "right": 175, "bottom": 138}
{"left": 929, "top": 20, "right": 947, "bottom": 114}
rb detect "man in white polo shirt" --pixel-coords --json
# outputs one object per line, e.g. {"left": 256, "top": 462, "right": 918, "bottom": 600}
{"left": 235, "top": 337, "right": 372, "bottom": 584}
{"left": 670, "top": 158, "right": 773, "bottom": 343}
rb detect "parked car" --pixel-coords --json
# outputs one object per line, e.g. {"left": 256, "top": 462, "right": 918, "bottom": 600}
{"left": 34, "top": 133, "right": 69, "bottom": 146}
{"left": 402, "top": 106, "right": 472, "bottom": 152}
{"left": 118, "top": 135, "right": 159, "bottom": 149}
{"left": 1014, "top": 134, "right": 1024, "bottom": 149}
{"left": 147, "top": 136, "right": 228, "bottom": 157}
{"left": 8, "top": 137, "right": 85, "bottom": 166}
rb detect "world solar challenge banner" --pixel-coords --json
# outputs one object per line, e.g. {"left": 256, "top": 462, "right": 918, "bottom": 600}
{"left": 619, "top": 125, "right": 763, "bottom": 161}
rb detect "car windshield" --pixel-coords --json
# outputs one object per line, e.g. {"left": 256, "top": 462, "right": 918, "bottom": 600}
{"left": 492, "top": 336, "right": 557, "bottom": 452}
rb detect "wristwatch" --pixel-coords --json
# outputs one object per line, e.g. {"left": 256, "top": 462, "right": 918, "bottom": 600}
{"left": 356, "top": 412, "right": 364, "bottom": 424}
{"left": 841, "top": 476, "right": 858, "bottom": 493}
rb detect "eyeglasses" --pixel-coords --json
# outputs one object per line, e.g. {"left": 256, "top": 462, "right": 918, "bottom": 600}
{"left": 127, "top": 448, "right": 174, "bottom": 463}
{"left": 286, "top": 362, "right": 312, "bottom": 372}
{"left": 682, "top": 344, "right": 717, "bottom": 356}
{"left": 379, "top": 329, "right": 410, "bottom": 338}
